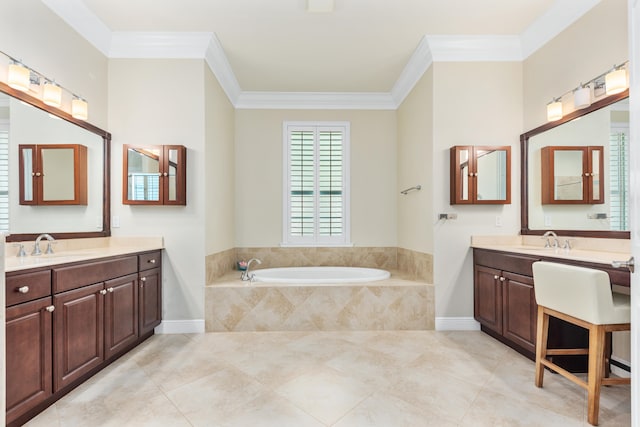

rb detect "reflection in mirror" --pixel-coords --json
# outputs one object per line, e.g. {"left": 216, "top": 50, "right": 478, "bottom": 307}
{"left": 0, "top": 83, "right": 111, "bottom": 241}
{"left": 460, "top": 148, "right": 469, "bottom": 201}
{"left": 521, "top": 92, "right": 629, "bottom": 237}
{"left": 477, "top": 148, "right": 508, "bottom": 201}
{"left": 127, "top": 147, "right": 161, "bottom": 202}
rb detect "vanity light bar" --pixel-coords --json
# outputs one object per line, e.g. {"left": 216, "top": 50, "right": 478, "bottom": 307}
{"left": 546, "top": 61, "right": 629, "bottom": 122}
{"left": 0, "top": 50, "right": 89, "bottom": 121}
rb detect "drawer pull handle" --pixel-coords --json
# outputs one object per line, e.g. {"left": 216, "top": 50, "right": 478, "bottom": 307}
{"left": 148, "top": 259, "right": 156, "bottom": 264}
{"left": 17, "top": 286, "right": 30, "bottom": 294}
{"left": 107, "top": 287, "right": 114, "bottom": 293}
{"left": 99, "top": 289, "right": 107, "bottom": 295}
{"left": 45, "top": 305, "right": 55, "bottom": 313}
{"left": 141, "top": 277, "right": 147, "bottom": 282}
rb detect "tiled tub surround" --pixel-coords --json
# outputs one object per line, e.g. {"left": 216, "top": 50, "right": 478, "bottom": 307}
{"left": 206, "top": 247, "right": 433, "bottom": 283}
{"left": 206, "top": 271, "right": 435, "bottom": 332}
{"left": 205, "top": 247, "right": 434, "bottom": 333}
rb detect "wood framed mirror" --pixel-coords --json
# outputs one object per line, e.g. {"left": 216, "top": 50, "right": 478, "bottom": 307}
{"left": 0, "top": 80, "right": 111, "bottom": 242}
{"left": 520, "top": 89, "right": 629, "bottom": 239}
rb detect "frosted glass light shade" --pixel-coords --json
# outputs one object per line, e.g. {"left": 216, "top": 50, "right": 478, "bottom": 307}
{"left": 547, "top": 101, "right": 563, "bottom": 122}
{"left": 71, "top": 98, "right": 88, "bottom": 120}
{"left": 43, "top": 82, "right": 62, "bottom": 107}
{"left": 573, "top": 86, "right": 591, "bottom": 109}
{"left": 605, "top": 68, "right": 627, "bottom": 95}
{"left": 8, "top": 63, "right": 30, "bottom": 92}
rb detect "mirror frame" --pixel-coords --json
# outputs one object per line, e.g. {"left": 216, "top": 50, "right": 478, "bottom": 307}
{"left": 520, "top": 89, "right": 630, "bottom": 239}
{"left": 0, "top": 80, "right": 111, "bottom": 242}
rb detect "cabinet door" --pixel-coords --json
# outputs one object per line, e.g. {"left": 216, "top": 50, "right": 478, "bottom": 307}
{"left": 474, "top": 146, "right": 511, "bottom": 204}
{"left": 18, "top": 144, "right": 87, "bottom": 205}
{"left": 53, "top": 283, "right": 104, "bottom": 392}
{"left": 139, "top": 267, "right": 162, "bottom": 335}
{"left": 473, "top": 265, "right": 503, "bottom": 333}
{"left": 104, "top": 274, "right": 139, "bottom": 360}
{"left": 163, "top": 145, "right": 187, "bottom": 205}
{"left": 588, "top": 146, "right": 604, "bottom": 203}
{"left": 502, "top": 272, "right": 537, "bottom": 353}
{"left": 450, "top": 146, "right": 473, "bottom": 204}
{"left": 5, "top": 297, "right": 53, "bottom": 425}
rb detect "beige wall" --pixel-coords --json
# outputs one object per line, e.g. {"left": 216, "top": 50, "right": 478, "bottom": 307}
{"left": 234, "top": 109, "right": 397, "bottom": 247}
{"left": 204, "top": 64, "right": 236, "bottom": 255}
{"left": 109, "top": 59, "right": 206, "bottom": 321}
{"left": 397, "top": 67, "right": 434, "bottom": 254}
{"left": 0, "top": 0, "right": 108, "bottom": 129}
{"left": 523, "top": 0, "right": 628, "bottom": 130}
{"left": 432, "top": 62, "right": 523, "bottom": 318}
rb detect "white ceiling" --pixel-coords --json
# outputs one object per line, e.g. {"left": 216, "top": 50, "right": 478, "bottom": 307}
{"left": 42, "top": 0, "right": 600, "bottom": 107}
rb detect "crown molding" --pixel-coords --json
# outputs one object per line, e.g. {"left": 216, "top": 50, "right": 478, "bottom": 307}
{"left": 235, "top": 91, "right": 396, "bottom": 110}
{"left": 426, "top": 35, "right": 523, "bottom": 62}
{"left": 204, "top": 34, "right": 242, "bottom": 106}
{"left": 42, "top": 0, "right": 601, "bottom": 110}
{"left": 41, "top": 0, "right": 112, "bottom": 55}
{"left": 109, "top": 32, "right": 213, "bottom": 58}
{"left": 520, "top": 0, "right": 601, "bottom": 59}
{"left": 391, "top": 35, "right": 433, "bottom": 107}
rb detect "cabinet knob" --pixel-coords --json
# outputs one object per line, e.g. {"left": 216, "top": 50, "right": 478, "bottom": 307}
{"left": 499, "top": 276, "right": 506, "bottom": 282}
{"left": 141, "top": 277, "right": 147, "bottom": 282}
{"left": 107, "top": 287, "right": 114, "bottom": 293}
{"left": 493, "top": 275, "right": 499, "bottom": 280}
{"left": 163, "top": 172, "right": 168, "bottom": 177}
{"left": 99, "top": 289, "right": 107, "bottom": 295}
{"left": 35, "top": 172, "right": 42, "bottom": 177}
{"left": 148, "top": 259, "right": 156, "bottom": 264}
{"left": 45, "top": 305, "right": 55, "bottom": 313}
{"left": 17, "top": 286, "right": 29, "bottom": 294}
{"left": 585, "top": 172, "right": 591, "bottom": 177}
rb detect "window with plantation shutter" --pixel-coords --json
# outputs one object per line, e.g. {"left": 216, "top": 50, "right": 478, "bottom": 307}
{"left": 609, "top": 124, "right": 629, "bottom": 231}
{"left": 0, "top": 121, "right": 9, "bottom": 233}
{"left": 283, "top": 122, "right": 350, "bottom": 246}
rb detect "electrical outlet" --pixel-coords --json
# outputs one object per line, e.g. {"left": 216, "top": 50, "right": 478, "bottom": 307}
{"left": 495, "top": 216, "right": 502, "bottom": 227}
{"left": 96, "top": 216, "right": 102, "bottom": 229}
{"left": 112, "top": 215, "right": 120, "bottom": 228}
{"left": 544, "top": 215, "right": 552, "bottom": 227}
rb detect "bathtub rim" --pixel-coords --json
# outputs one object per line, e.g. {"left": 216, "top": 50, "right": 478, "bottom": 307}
{"left": 251, "top": 266, "right": 391, "bottom": 284}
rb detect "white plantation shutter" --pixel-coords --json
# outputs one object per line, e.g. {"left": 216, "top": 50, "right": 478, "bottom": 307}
{"left": 284, "top": 122, "right": 350, "bottom": 246}
{"left": 609, "top": 125, "right": 630, "bottom": 230}
{"left": 0, "top": 124, "right": 8, "bottom": 233}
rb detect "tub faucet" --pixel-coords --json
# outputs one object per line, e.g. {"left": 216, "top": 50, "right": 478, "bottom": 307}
{"left": 541, "top": 231, "right": 560, "bottom": 249}
{"left": 32, "top": 233, "right": 55, "bottom": 256}
{"left": 241, "top": 258, "right": 262, "bottom": 281}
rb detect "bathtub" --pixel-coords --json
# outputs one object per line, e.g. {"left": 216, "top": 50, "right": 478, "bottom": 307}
{"left": 252, "top": 266, "right": 391, "bottom": 284}
{"left": 205, "top": 267, "right": 434, "bottom": 332}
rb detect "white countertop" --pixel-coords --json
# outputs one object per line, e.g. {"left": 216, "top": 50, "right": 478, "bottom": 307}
{"left": 471, "top": 235, "right": 631, "bottom": 266}
{"left": 5, "top": 236, "right": 164, "bottom": 272}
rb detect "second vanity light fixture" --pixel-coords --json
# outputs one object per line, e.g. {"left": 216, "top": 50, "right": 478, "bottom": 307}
{"left": 546, "top": 61, "right": 629, "bottom": 122}
{"left": 2, "top": 50, "right": 89, "bottom": 121}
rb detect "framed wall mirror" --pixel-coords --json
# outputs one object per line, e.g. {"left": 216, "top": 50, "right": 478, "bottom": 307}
{"left": 520, "top": 90, "right": 629, "bottom": 239}
{"left": 0, "top": 81, "right": 111, "bottom": 242}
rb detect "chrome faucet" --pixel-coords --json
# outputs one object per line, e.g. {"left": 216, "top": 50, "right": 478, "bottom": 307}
{"left": 541, "top": 231, "right": 560, "bottom": 249}
{"left": 241, "top": 258, "right": 262, "bottom": 281}
{"left": 32, "top": 233, "right": 56, "bottom": 256}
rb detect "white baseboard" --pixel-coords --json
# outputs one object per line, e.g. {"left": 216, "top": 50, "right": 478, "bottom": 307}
{"left": 155, "top": 320, "right": 205, "bottom": 334}
{"left": 435, "top": 317, "right": 481, "bottom": 331}
{"left": 611, "top": 357, "right": 631, "bottom": 378}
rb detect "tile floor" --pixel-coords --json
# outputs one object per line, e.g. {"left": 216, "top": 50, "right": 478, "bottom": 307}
{"left": 25, "top": 331, "right": 631, "bottom": 427}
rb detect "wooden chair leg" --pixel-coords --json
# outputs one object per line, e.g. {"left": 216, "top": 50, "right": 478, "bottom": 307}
{"left": 535, "top": 306, "right": 549, "bottom": 388}
{"left": 587, "top": 324, "right": 605, "bottom": 426}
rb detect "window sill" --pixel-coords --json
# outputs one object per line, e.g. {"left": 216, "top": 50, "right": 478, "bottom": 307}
{"left": 279, "top": 243, "right": 354, "bottom": 248}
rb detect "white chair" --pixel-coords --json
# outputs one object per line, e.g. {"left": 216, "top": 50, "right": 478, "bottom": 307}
{"left": 531, "top": 261, "right": 631, "bottom": 426}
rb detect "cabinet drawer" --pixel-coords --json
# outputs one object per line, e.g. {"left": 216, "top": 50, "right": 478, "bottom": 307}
{"left": 53, "top": 256, "right": 138, "bottom": 293}
{"left": 474, "top": 249, "right": 539, "bottom": 276}
{"left": 6, "top": 270, "right": 52, "bottom": 307}
{"left": 139, "top": 251, "right": 161, "bottom": 271}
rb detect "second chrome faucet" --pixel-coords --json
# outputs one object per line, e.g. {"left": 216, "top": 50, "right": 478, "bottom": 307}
{"left": 32, "top": 233, "right": 56, "bottom": 255}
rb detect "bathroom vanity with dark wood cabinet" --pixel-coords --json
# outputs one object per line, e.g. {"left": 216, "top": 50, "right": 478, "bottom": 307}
{"left": 473, "top": 247, "right": 629, "bottom": 367}
{"left": 5, "top": 250, "right": 162, "bottom": 426}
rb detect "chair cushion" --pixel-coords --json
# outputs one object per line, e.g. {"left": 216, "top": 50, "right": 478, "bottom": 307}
{"left": 532, "top": 261, "right": 631, "bottom": 325}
